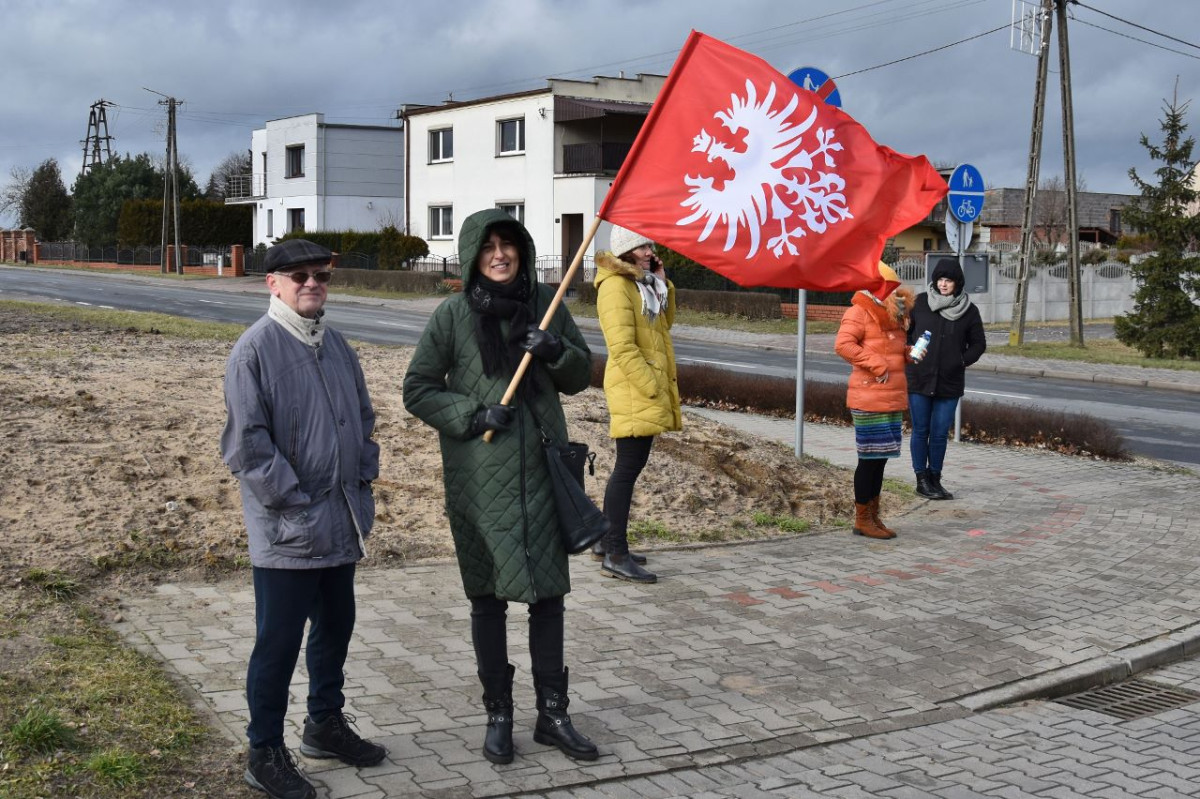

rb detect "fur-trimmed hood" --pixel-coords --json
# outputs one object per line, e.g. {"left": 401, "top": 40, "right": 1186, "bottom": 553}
{"left": 851, "top": 287, "right": 915, "bottom": 331}
{"left": 594, "top": 250, "right": 649, "bottom": 286}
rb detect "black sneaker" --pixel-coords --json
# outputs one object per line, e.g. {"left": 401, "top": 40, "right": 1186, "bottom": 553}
{"left": 301, "top": 711, "right": 387, "bottom": 766}
{"left": 245, "top": 745, "right": 316, "bottom": 799}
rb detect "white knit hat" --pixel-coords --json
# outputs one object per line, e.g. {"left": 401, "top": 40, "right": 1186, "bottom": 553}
{"left": 608, "top": 225, "right": 653, "bottom": 257}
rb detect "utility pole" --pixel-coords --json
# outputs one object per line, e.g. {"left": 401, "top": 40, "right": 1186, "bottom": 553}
{"left": 1056, "top": 0, "right": 1084, "bottom": 345}
{"left": 147, "top": 89, "right": 183, "bottom": 275}
{"left": 1009, "top": 0, "right": 1054, "bottom": 346}
{"left": 80, "top": 99, "right": 114, "bottom": 175}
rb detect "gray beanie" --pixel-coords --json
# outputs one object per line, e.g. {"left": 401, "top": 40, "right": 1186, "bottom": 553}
{"left": 608, "top": 225, "right": 653, "bottom": 257}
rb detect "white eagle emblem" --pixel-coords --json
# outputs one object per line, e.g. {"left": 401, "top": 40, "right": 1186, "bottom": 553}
{"left": 679, "top": 79, "right": 850, "bottom": 259}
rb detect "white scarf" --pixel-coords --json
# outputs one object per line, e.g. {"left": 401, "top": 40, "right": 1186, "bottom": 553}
{"left": 268, "top": 294, "right": 326, "bottom": 349}
{"left": 636, "top": 272, "right": 668, "bottom": 322}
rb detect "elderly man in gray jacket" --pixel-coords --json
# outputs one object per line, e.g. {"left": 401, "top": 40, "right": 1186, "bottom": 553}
{"left": 221, "top": 239, "right": 385, "bottom": 799}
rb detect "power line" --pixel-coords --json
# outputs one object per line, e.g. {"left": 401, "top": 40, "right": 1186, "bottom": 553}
{"left": 1074, "top": 2, "right": 1200, "bottom": 51}
{"left": 1073, "top": 18, "right": 1200, "bottom": 61}
{"left": 835, "top": 23, "right": 1009, "bottom": 79}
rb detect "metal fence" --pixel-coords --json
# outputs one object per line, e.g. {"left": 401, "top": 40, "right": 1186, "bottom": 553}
{"left": 37, "top": 242, "right": 234, "bottom": 270}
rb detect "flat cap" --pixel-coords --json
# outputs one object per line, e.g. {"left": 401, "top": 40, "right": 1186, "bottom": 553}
{"left": 264, "top": 239, "right": 332, "bottom": 272}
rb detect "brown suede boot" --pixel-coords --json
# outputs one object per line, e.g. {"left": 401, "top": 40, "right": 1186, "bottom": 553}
{"left": 868, "top": 497, "right": 897, "bottom": 537}
{"left": 853, "top": 502, "right": 894, "bottom": 539}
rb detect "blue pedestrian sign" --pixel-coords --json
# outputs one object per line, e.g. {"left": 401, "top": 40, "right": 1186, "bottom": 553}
{"left": 948, "top": 164, "right": 985, "bottom": 223}
{"left": 787, "top": 66, "right": 842, "bottom": 108}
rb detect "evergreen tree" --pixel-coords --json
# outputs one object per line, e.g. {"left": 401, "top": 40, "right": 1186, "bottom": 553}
{"left": 71, "top": 154, "right": 163, "bottom": 247}
{"left": 20, "top": 159, "right": 73, "bottom": 241}
{"left": 1115, "top": 93, "right": 1200, "bottom": 359}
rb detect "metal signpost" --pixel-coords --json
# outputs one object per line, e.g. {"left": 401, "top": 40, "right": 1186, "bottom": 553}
{"left": 787, "top": 67, "right": 842, "bottom": 459}
{"left": 945, "top": 163, "right": 985, "bottom": 442}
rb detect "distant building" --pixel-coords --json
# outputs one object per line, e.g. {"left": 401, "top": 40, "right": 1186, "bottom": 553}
{"left": 401, "top": 74, "right": 666, "bottom": 269}
{"left": 979, "top": 187, "right": 1137, "bottom": 247}
{"left": 225, "top": 113, "right": 405, "bottom": 247}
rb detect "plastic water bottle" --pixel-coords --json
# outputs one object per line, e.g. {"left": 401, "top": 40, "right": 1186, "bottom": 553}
{"left": 910, "top": 330, "right": 932, "bottom": 361}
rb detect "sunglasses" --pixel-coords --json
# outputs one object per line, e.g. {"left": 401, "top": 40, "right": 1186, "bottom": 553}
{"left": 279, "top": 270, "right": 333, "bottom": 285}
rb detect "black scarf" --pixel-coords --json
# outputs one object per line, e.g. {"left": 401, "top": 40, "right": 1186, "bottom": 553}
{"left": 466, "top": 271, "right": 536, "bottom": 389}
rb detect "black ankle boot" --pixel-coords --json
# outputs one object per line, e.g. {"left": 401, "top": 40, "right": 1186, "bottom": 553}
{"left": 590, "top": 541, "right": 647, "bottom": 564}
{"left": 915, "top": 471, "right": 941, "bottom": 499}
{"left": 479, "top": 664, "right": 515, "bottom": 764}
{"left": 929, "top": 472, "right": 954, "bottom": 500}
{"left": 532, "top": 667, "right": 599, "bottom": 761}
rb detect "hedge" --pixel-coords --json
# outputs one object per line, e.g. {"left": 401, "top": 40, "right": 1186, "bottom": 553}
{"left": 117, "top": 198, "right": 252, "bottom": 246}
{"left": 279, "top": 226, "right": 429, "bottom": 268}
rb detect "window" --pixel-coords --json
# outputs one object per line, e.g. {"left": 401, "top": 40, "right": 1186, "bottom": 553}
{"left": 285, "top": 145, "right": 305, "bottom": 178}
{"left": 923, "top": 238, "right": 934, "bottom": 252}
{"left": 1109, "top": 208, "right": 1122, "bottom": 236}
{"left": 288, "top": 208, "right": 305, "bottom": 232}
{"left": 429, "top": 128, "right": 453, "bottom": 162}
{"left": 430, "top": 206, "right": 453, "bottom": 238}
{"left": 496, "top": 203, "right": 525, "bottom": 224}
{"left": 266, "top": 209, "right": 273, "bottom": 238}
{"left": 497, "top": 118, "right": 525, "bottom": 155}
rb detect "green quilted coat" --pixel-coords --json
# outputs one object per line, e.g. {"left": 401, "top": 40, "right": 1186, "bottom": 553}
{"left": 402, "top": 209, "right": 592, "bottom": 603}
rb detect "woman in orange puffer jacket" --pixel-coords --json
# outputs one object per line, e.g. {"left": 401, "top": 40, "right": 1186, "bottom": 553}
{"left": 834, "top": 268, "right": 916, "bottom": 540}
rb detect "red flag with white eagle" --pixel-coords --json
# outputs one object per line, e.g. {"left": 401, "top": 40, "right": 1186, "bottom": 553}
{"left": 598, "top": 31, "right": 948, "bottom": 293}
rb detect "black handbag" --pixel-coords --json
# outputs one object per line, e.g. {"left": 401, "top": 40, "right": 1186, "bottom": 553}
{"left": 542, "top": 437, "right": 610, "bottom": 555}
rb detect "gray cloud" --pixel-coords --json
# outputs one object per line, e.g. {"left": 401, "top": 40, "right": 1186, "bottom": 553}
{"left": 1, "top": 0, "right": 1196, "bottom": 227}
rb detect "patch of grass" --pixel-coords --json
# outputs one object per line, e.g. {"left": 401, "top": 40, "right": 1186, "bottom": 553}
{"left": 0, "top": 300, "right": 245, "bottom": 341}
{"left": 628, "top": 519, "right": 680, "bottom": 543}
{"left": 23, "top": 569, "right": 81, "bottom": 600}
{"left": 751, "top": 512, "right": 811, "bottom": 533}
{"left": 329, "top": 285, "right": 431, "bottom": 301}
{"left": 5, "top": 705, "right": 76, "bottom": 756}
{"left": 0, "top": 592, "right": 222, "bottom": 798}
{"left": 991, "top": 339, "right": 1200, "bottom": 371}
{"left": 85, "top": 748, "right": 146, "bottom": 788}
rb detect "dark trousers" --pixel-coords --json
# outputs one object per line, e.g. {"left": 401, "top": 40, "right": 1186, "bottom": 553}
{"left": 853, "top": 458, "right": 888, "bottom": 504}
{"left": 470, "top": 594, "right": 564, "bottom": 677}
{"left": 246, "top": 563, "right": 356, "bottom": 749}
{"left": 602, "top": 435, "right": 655, "bottom": 556}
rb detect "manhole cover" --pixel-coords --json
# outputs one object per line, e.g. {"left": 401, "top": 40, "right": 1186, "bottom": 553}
{"left": 1056, "top": 679, "right": 1200, "bottom": 720}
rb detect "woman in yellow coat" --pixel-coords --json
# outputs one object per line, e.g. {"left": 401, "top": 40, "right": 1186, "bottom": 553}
{"left": 593, "top": 225, "right": 682, "bottom": 583}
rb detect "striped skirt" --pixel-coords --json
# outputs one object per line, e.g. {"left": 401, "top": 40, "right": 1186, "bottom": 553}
{"left": 851, "top": 410, "right": 903, "bottom": 459}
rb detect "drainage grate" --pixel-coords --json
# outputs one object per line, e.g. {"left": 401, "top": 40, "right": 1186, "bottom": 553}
{"left": 1055, "top": 679, "right": 1200, "bottom": 720}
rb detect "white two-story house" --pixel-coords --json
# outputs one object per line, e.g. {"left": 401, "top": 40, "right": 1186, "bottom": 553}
{"left": 226, "top": 113, "right": 405, "bottom": 247}
{"left": 402, "top": 74, "right": 665, "bottom": 272}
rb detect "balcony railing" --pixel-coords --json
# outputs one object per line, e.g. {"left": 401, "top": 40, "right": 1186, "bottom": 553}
{"left": 225, "top": 173, "right": 266, "bottom": 200}
{"left": 561, "top": 142, "right": 632, "bottom": 174}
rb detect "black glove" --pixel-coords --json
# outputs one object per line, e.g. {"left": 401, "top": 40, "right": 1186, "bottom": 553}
{"left": 519, "top": 325, "right": 564, "bottom": 362}
{"left": 471, "top": 404, "right": 514, "bottom": 436}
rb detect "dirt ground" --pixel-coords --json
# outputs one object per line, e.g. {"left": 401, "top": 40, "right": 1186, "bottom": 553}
{"left": 0, "top": 305, "right": 869, "bottom": 594}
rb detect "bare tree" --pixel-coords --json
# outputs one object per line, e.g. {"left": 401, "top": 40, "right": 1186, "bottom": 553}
{"left": 205, "top": 150, "right": 252, "bottom": 200}
{"left": 1, "top": 165, "right": 32, "bottom": 225}
{"left": 1032, "top": 173, "right": 1088, "bottom": 259}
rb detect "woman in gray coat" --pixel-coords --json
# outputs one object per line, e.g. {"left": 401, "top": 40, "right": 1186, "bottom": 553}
{"left": 403, "top": 209, "right": 598, "bottom": 765}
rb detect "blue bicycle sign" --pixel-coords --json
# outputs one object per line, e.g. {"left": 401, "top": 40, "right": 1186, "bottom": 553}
{"left": 948, "top": 164, "right": 984, "bottom": 223}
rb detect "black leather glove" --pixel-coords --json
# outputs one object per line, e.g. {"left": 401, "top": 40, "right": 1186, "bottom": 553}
{"left": 470, "top": 404, "right": 514, "bottom": 436}
{"left": 520, "top": 325, "right": 564, "bottom": 361}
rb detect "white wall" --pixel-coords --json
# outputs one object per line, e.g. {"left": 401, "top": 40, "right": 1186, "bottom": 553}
{"left": 245, "top": 114, "right": 405, "bottom": 247}
{"left": 409, "top": 93, "right": 556, "bottom": 258}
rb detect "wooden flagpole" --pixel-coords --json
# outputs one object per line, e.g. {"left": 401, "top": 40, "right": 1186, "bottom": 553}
{"left": 483, "top": 215, "right": 604, "bottom": 443}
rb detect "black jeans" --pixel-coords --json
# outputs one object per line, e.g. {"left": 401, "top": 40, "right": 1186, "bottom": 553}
{"left": 470, "top": 594, "right": 564, "bottom": 677}
{"left": 246, "top": 563, "right": 356, "bottom": 749}
{"left": 853, "top": 458, "right": 888, "bottom": 504}
{"left": 602, "top": 435, "right": 655, "bottom": 556}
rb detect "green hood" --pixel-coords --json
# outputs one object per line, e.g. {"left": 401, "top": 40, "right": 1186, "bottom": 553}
{"left": 457, "top": 209, "right": 538, "bottom": 287}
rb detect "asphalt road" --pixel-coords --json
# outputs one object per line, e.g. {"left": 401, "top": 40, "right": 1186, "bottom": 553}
{"left": 2, "top": 266, "right": 1197, "bottom": 466}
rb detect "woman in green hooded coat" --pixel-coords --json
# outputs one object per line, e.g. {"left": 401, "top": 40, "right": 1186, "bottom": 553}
{"left": 403, "top": 209, "right": 598, "bottom": 766}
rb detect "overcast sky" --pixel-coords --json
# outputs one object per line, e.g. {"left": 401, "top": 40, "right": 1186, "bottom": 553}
{"left": 2, "top": 0, "right": 1197, "bottom": 228}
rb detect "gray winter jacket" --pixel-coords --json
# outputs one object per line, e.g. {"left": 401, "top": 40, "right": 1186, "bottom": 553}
{"left": 221, "top": 315, "right": 379, "bottom": 569}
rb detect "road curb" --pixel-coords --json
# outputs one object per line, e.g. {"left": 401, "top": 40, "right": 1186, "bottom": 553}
{"left": 955, "top": 622, "right": 1200, "bottom": 712}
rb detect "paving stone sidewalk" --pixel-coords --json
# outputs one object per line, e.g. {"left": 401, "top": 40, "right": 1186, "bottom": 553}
{"left": 115, "top": 407, "right": 1200, "bottom": 798}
